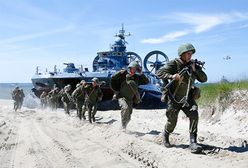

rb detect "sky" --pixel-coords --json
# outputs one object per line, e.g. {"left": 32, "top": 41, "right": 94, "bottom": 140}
{"left": 0, "top": 0, "right": 248, "bottom": 83}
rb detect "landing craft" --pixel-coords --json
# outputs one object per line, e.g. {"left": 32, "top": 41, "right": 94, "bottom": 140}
{"left": 31, "top": 25, "right": 169, "bottom": 110}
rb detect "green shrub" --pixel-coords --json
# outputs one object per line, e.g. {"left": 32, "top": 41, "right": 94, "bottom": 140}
{"left": 198, "top": 80, "right": 248, "bottom": 105}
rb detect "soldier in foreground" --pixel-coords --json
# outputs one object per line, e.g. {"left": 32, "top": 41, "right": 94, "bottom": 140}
{"left": 111, "top": 61, "right": 149, "bottom": 129}
{"left": 156, "top": 43, "right": 207, "bottom": 153}
{"left": 72, "top": 80, "right": 87, "bottom": 120}
{"left": 84, "top": 78, "right": 103, "bottom": 123}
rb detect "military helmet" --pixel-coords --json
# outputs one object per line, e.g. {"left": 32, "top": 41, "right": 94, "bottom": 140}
{"left": 178, "top": 43, "right": 195, "bottom": 56}
{"left": 92, "top": 77, "right": 99, "bottom": 84}
{"left": 64, "top": 84, "right": 71, "bottom": 89}
{"left": 128, "top": 61, "right": 141, "bottom": 69}
{"left": 80, "top": 80, "right": 86, "bottom": 84}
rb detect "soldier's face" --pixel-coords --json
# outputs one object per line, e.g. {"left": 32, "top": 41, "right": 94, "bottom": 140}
{"left": 181, "top": 51, "right": 193, "bottom": 63}
{"left": 92, "top": 82, "right": 97, "bottom": 86}
{"left": 129, "top": 67, "right": 136, "bottom": 75}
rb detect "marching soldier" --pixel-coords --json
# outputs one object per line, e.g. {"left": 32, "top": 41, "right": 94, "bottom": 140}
{"left": 84, "top": 78, "right": 103, "bottom": 123}
{"left": 60, "top": 84, "right": 73, "bottom": 115}
{"left": 19, "top": 89, "right": 25, "bottom": 109}
{"left": 11, "top": 86, "right": 24, "bottom": 111}
{"left": 156, "top": 43, "right": 207, "bottom": 153}
{"left": 110, "top": 61, "right": 149, "bottom": 129}
{"left": 72, "top": 80, "right": 87, "bottom": 120}
{"left": 48, "top": 87, "right": 60, "bottom": 110}
{"left": 40, "top": 91, "right": 48, "bottom": 109}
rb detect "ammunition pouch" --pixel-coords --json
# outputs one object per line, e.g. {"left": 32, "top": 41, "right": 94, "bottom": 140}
{"left": 190, "top": 86, "right": 201, "bottom": 100}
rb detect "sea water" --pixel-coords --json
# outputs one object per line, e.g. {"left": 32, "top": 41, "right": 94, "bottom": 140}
{"left": 0, "top": 83, "right": 40, "bottom": 108}
{"left": 0, "top": 83, "right": 33, "bottom": 99}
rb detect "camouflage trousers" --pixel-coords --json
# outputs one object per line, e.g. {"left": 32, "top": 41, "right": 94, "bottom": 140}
{"left": 118, "top": 98, "right": 133, "bottom": 129}
{"left": 85, "top": 101, "right": 98, "bottom": 123}
{"left": 75, "top": 100, "right": 85, "bottom": 119}
{"left": 165, "top": 98, "right": 199, "bottom": 134}
{"left": 63, "top": 101, "right": 71, "bottom": 114}
{"left": 50, "top": 98, "right": 59, "bottom": 110}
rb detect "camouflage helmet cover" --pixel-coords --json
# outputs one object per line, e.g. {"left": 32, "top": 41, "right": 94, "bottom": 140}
{"left": 92, "top": 77, "right": 99, "bottom": 84}
{"left": 64, "top": 84, "right": 71, "bottom": 89}
{"left": 128, "top": 61, "right": 141, "bottom": 69}
{"left": 80, "top": 80, "right": 86, "bottom": 84}
{"left": 178, "top": 43, "right": 196, "bottom": 56}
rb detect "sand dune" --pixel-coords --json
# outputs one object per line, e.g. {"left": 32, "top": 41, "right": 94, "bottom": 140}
{"left": 0, "top": 97, "right": 247, "bottom": 168}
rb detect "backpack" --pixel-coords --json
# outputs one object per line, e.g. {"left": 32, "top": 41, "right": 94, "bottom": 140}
{"left": 110, "top": 70, "right": 127, "bottom": 92}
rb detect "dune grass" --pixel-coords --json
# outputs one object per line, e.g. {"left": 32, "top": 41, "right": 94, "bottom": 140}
{"left": 198, "top": 80, "right": 248, "bottom": 105}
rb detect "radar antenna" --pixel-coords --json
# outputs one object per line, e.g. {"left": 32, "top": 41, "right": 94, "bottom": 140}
{"left": 115, "top": 24, "right": 131, "bottom": 42}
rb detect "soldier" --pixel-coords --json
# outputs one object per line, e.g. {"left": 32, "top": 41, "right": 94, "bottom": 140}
{"left": 72, "top": 80, "right": 87, "bottom": 120}
{"left": 84, "top": 78, "right": 103, "bottom": 123}
{"left": 155, "top": 43, "right": 207, "bottom": 153}
{"left": 40, "top": 91, "right": 48, "bottom": 109}
{"left": 60, "top": 84, "right": 73, "bottom": 114}
{"left": 19, "top": 89, "right": 25, "bottom": 109}
{"left": 48, "top": 87, "right": 60, "bottom": 110}
{"left": 11, "top": 86, "right": 22, "bottom": 111}
{"left": 111, "top": 61, "right": 149, "bottom": 129}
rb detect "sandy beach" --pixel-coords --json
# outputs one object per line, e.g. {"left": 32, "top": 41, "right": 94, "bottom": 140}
{"left": 0, "top": 96, "right": 247, "bottom": 168}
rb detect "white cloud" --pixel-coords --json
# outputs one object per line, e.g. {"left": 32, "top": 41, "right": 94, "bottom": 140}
{"left": 141, "top": 30, "right": 189, "bottom": 44}
{"left": 141, "top": 12, "right": 248, "bottom": 44}
{"left": 173, "top": 12, "right": 248, "bottom": 33}
{"left": 0, "top": 25, "right": 74, "bottom": 45}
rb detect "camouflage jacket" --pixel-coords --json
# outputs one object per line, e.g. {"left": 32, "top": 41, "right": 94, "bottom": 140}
{"left": 11, "top": 90, "right": 22, "bottom": 101}
{"left": 48, "top": 89, "right": 60, "bottom": 101}
{"left": 71, "top": 85, "right": 86, "bottom": 101}
{"left": 111, "top": 70, "right": 149, "bottom": 102}
{"left": 84, "top": 84, "right": 103, "bottom": 104}
{"left": 156, "top": 58, "right": 207, "bottom": 100}
{"left": 60, "top": 89, "right": 72, "bottom": 103}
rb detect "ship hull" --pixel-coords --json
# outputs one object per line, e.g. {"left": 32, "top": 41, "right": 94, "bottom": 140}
{"left": 31, "top": 76, "right": 166, "bottom": 110}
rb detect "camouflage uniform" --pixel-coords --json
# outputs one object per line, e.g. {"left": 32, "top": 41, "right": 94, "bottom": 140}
{"left": 60, "top": 85, "right": 73, "bottom": 114}
{"left": 19, "top": 89, "right": 25, "bottom": 109}
{"left": 156, "top": 43, "right": 207, "bottom": 153}
{"left": 72, "top": 81, "right": 86, "bottom": 120}
{"left": 84, "top": 78, "right": 103, "bottom": 123}
{"left": 11, "top": 87, "right": 23, "bottom": 111}
{"left": 48, "top": 87, "right": 60, "bottom": 110}
{"left": 111, "top": 61, "right": 149, "bottom": 129}
{"left": 40, "top": 91, "right": 48, "bottom": 108}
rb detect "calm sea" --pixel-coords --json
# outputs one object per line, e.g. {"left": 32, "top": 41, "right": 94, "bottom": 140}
{"left": 0, "top": 83, "right": 33, "bottom": 100}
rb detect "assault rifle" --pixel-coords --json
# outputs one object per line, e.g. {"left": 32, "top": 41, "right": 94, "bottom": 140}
{"left": 162, "top": 59, "right": 205, "bottom": 107}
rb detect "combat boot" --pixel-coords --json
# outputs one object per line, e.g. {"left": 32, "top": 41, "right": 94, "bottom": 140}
{"left": 163, "top": 131, "right": 172, "bottom": 148}
{"left": 88, "top": 111, "right": 92, "bottom": 123}
{"left": 189, "top": 133, "right": 203, "bottom": 154}
{"left": 82, "top": 109, "right": 86, "bottom": 120}
{"left": 92, "top": 115, "right": 95, "bottom": 122}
